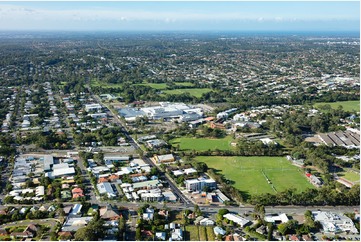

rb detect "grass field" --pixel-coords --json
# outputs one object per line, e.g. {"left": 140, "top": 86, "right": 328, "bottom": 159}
{"left": 337, "top": 170, "right": 360, "bottom": 183}
{"left": 199, "top": 226, "right": 207, "bottom": 241}
{"left": 314, "top": 100, "right": 360, "bottom": 112}
{"left": 185, "top": 226, "right": 214, "bottom": 241}
{"left": 171, "top": 136, "right": 235, "bottom": 151}
{"left": 206, "top": 226, "right": 215, "bottom": 241}
{"left": 196, "top": 156, "right": 313, "bottom": 195}
{"left": 174, "top": 82, "right": 195, "bottom": 87}
{"left": 185, "top": 226, "right": 200, "bottom": 241}
{"left": 162, "top": 88, "right": 212, "bottom": 98}
{"left": 134, "top": 82, "right": 168, "bottom": 90}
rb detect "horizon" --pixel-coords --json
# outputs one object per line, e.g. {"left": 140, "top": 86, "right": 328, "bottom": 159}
{"left": 0, "top": 1, "right": 359, "bottom": 32}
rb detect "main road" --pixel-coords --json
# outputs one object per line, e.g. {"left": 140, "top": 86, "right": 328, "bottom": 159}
{"left": 0, "top": 201, "right": 358, "bottom": 216}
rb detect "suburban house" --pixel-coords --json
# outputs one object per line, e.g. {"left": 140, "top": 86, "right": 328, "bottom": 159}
{"left": 99, "top": 205, "right": 121, "bottom": 220}
{"left": 71, "top": 187, "right": 84, "bottom": 199}
{"left": 10, "top": 224, "right": 38, "bottom": 239}
{"left": 97, "top": 182, "right": 117, "bottom": 198}
{"left": 223, "top": 213, "right": 251, "bottom": 227}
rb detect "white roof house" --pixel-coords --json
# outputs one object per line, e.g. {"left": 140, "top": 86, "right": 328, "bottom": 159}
{"left": 173, "top": 170, "right": 184, "bottom": 176}
{"left": 223, "top": 213, "right": 251, "bottom": 227}
{"left": 171, "top": 228, "right": 183, "bottom": 241}
{"left": 213, "top": 226, "right": 226, "bottom": 236}
{"left": 35, "top": 186, "right": 45, "bottom": 197}
{"left": 264, "top": 213, "right": 289, "bottom": 224}
{"left": 97, "top": 182, "right": 117, "bottom": 198}
{"left": 199, "top": 218, "right": 215, "bottom": 226}
{"left": 184, "top": 168, "right": 197, "bottom": 175}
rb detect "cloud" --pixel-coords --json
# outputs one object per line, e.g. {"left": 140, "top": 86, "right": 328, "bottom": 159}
{"left": 0, "top": 3, "right": 358, "bottom": 31}
{"left": 0, "top": 4, "right": 358, "bottom": 23}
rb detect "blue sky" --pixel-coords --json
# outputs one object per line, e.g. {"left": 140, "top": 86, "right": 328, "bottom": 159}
{"left": 0, "top": 1, "right": 359, "bottom": 32}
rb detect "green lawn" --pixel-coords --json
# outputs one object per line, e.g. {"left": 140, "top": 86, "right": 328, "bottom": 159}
{"left": 87, "top": 207, "right": 94, "bottom": 215}
{"left": 162, "top": 88, "right": 212, "bottom": 98}
{"left": 134, "top": 82, "right": 168, "bottom": 90}
{"left": 185, "top": 226, "right": 200, "bottom": 241}
{"left": 171, "top": 136, "right": 235, "bottom": 151}
{"left": 196, "top": 156, "right": 313, "bottom": 195}
{"left": 199, "top": 226, "right": 207, "bottom": 241}
{"left": 0, "top": 235, "right": 10, "bottom": 241}
{"left": 314, "top": 100, "right": 360, "bottom": 112}
{"left": 206, "top": 227, "right": 215, "bottom": 241}
{"left": 337, "top": 170, "right": 360, "bottom": 183}
{"left": 174, "top": 82, "right": 195, "bottom": 87}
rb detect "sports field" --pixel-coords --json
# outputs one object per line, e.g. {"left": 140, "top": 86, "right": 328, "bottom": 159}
{"left": 134, "top": 82, "right": 168, "bottom": 90}
{"left": 314, "top": 100, "right": 360, "bottom": 112}
{"left": 171, "top": 136, "right": 235, "bottom": 151}
{"left": 174, "top": 82, "right": 195, "bottom": 87}
{"left": 163, "top": 88, "right": 212, "bottom": 98}
{"left": 196, "top": 156, "right": 313, "bottom": 195}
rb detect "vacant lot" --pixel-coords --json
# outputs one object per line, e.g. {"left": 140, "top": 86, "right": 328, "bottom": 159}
{"left": 314, "top": 100, "right": 360, "bottom": 112}
{"left": 196, "top": 156, "right": 313, "bottom": 195}
{"left": 162, "top": 88, "right": 212, "bottom": 98}
{"left": 185, "top": 226, "right": 200, "bottom": 241}
{"left": 171, "top": 136, "right": 235, "bottom": 151}
{"left": 184, "top": 226, "right": 215, "bottom": 241}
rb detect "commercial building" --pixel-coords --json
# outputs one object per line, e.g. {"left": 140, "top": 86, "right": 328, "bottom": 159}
{"left": 51, "top": 164, "right": 75, "bottom": 178}
{"left": 140, "top": 192, "right": 163, "bottom": 202}
{"left": 154, "top": 154, "right": 175, "bottom": 164}
{"left": 319, "top": 130, "right": 360, "bottom": 148}
{"left": 312, "top": 211, "right": 358, "bottom": 233}
{"left": 118, "top": 102, "right": 203, "bottom": 122}
{"left": 104, "top": 155, "right": 130, "bottom": 163}
{"left": 185, "top": 177, "right": 217, "bottom": 192}
{"left": 132, "top": 179, "right": 161, "bottom": 190}
{"left": 84, "top": 103, "right": 102, "bottom": 112}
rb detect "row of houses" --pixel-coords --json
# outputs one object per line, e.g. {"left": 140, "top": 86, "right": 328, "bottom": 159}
{"left": 7, "top": 154, "right": 78, "bottom": 202}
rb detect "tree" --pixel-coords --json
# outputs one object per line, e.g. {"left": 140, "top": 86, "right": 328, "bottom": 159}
{"left": 135, "top": 227, "right": 141, "bottom": 241}
{"left": 253, "top": 204, "right": 265, "bottom": 220}
{"left": 74, "top": 227, "right": 88, "bottom": 241}
{"left": 194, "top": 205, "right": 202, "bottom": 217}
{"left": 118, "top": 216, "right": 126, "bottom": 240}
{"left": 218, "top": 209, "right": 229, "bottom": 217}
{"left": 74, "top": 217, "right": 105, "bottom": 241}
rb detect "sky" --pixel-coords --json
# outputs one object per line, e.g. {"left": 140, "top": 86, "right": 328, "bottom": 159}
{"left": 0, "top": 1, "right": 359, "bottom": 32}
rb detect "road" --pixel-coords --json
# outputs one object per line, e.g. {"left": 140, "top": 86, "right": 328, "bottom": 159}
{"left": 53, "top": 91, "right": 98, "bottom": 205}
{"left": 0, "top": 201, "right": 358, "bottom": 216}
